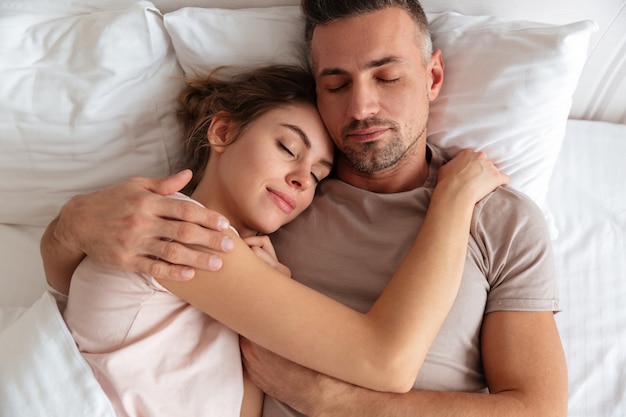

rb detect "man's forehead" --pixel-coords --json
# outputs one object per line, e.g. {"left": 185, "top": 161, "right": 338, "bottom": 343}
{"left": 315, "top": 56, "right": 408, "bottom": 78}
{"left": 311, "top": 23, "right": 419, "bottom": 75}
{"left": 309, "top": 8, "right": 419, "bottom": 64}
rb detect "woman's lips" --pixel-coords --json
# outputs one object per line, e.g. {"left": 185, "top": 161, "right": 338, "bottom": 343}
{"left": 267, "top": 188, "right": 296, "bottom": 214}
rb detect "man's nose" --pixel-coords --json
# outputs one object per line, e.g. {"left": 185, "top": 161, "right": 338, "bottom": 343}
{"left": 346, "top": 82, "right": 379, "bottom": 120}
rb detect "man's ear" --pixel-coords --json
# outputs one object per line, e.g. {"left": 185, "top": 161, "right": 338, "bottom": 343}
{"left": 207, "top": 112, "right": 233, "bottom": 153}
{"left": 427, "top": 49, "right": 444, "bottom": 102}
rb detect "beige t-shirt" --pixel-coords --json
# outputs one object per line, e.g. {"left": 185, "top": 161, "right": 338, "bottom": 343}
{"left": 264, "top": 145, "right": 559, "bottom": 417}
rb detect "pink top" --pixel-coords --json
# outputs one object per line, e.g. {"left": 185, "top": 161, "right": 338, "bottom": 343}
{"left": 64, "top": 194, "right": 243, "bottom": 417}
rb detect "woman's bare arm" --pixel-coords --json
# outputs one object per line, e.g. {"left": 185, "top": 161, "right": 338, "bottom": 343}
{"left": 160, "top": 151, "right": 509, "bottom": 393}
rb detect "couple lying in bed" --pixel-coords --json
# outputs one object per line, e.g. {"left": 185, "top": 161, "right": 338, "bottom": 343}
{"left": 42, "top": 2, "right": 566, "bottom": 417}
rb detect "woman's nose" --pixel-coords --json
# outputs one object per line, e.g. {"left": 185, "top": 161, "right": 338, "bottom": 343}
{"left": 287, "top": 169, "right": 313, "bottom": 190}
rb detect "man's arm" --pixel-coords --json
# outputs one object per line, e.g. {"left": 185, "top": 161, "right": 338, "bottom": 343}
{"left": 41, "top": 216, "right": 90, "bottom": 295}
{"left": 41, "top": 170, "right": 234, "bottom": 295}
{"left": 242, "top": 310, "right": 568, "bottom": 417}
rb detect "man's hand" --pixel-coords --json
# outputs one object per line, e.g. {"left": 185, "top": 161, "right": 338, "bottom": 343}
{"left": 241, "top": 312, "right": 567, "bottom": 417}
{"left": 240, "top": 338, "right": 327, "bottom": 416}
{"left": 48, "top": 170, "right": 233, "bottom": 284}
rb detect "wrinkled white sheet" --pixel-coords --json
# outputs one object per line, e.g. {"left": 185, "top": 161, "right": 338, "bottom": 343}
{"left": 0, "top": 292, "right": 115, "bottom": 417}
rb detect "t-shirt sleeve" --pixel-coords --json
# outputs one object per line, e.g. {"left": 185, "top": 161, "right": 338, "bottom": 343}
{"left": 471, "top": 187, "right": 560, "bottom": 314}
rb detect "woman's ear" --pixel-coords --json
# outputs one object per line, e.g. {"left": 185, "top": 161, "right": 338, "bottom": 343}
{"left": 207, "top": 112, "right": 232, "bottom": 153}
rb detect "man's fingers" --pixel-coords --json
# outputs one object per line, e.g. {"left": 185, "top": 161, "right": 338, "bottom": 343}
{"left": 159, "top": 195, "right": 231, "bottom": 234}
{"left": 139, "top": 169, "right": 194, "bottom": 196}
{"left": 151, "top": 215, "right": 234, "bottom": 254}
{"left": 147, "top": 239, "right": 225, "bottom": 273}
{"left": 134, "top": 249, "right": 225, "bottom": 282}
{"left": 135, "top": 256, "right": 196, "bottom": 281}
{"left": 133, "top": 170, "right": 233, "bottom": 234}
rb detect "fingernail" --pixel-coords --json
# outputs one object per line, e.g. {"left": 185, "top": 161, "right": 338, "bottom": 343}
{"left": 217, "top": 217, "right": 230, "bottom": 231}
{"left": 209, "top": 257, "right": 223, "bottom": 271}
{"left": 221, "top": 236, "right": 234, "bottom": 251}
{"left": 181, "top": 268, "right": 195, "bottom": 280}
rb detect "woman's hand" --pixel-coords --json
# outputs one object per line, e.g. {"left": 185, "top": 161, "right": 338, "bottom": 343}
{"left": 243, "top": 236, "right": 292, "bottom": 277}
{"left": 437, "top": 149, "right": 509, "bottom": 204}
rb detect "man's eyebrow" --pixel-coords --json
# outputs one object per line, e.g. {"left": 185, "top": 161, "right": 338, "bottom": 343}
{"left": 318, "top": 56, "right": 406, "bottom": 77}
{"left": 281, "top": 124, "right": 333, "bottom": 170}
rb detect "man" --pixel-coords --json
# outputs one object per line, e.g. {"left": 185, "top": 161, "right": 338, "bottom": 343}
{"left": 42, "top": 1, "right": 567, "bottom": 416}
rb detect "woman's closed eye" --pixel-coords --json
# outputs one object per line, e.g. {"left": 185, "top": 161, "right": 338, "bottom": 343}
{"left": 277, "top": 138, "right": 331, "bottom": 185}
{"left": 278, "top": 141, "right": 296, "bottom": 157}
{"left": 312, "top": 165, "right": 333, "bottom": 184}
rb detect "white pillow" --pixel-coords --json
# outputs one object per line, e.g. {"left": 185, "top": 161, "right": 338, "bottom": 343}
{"left": 164, "top": 6, "right": 596, "bottom": 236}
{"left": 0, "top": 1, "right": 185, "bottom": 226}
{"left": 426, "top": 13, "right": 595, "bottom": 216}
{"left": 165, "top": 6, "right": 306, "bottom": 80}
{"left": 0, "top": 291, "right": 115, "bottom": 417}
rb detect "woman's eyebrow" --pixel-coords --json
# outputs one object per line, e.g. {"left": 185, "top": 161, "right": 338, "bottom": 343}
{"left": 281, "top": 124, "right": 311, "bottom": 148}
{"left": 281, "top": 124, "right": 333, "bottom": 169}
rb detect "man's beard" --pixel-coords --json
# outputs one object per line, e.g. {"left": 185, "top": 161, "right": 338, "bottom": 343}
{"left": 343, "top": 137, "right": 407, "bottom": 174}
{"left": 340, "top": 119, "right": 426, "bottom": 174}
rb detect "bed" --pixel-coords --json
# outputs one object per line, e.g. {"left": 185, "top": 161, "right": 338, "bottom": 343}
{"left": 0, "top": 0, "right": 624, "bottom": 416}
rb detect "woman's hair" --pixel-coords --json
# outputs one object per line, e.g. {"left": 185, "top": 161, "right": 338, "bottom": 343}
{"left": 177, "top": 64, "right": 317, "bottom": 195}
{"left": 301, "top": 0, "right": 432, "bottom": 66}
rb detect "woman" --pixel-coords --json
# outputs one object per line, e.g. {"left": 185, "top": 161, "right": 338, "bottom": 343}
{"left": 62, "top": 65, "right": 508, "bottom": 417}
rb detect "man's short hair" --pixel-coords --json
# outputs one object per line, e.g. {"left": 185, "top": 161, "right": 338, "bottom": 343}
{"left": 301, "top": 0, "right": 433, "bottom": 65}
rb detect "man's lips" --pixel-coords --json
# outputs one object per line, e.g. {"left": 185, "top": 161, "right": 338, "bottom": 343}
{"left": 346, "top": 127, "right": 389, "bottom": 142}
{"left": 267, "top": 188, "right": 296, "bottom": 214}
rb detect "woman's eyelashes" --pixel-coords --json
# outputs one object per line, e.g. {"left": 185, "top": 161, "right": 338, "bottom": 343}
{"left": 278, "top": 140, "right": 296, "bottom": 157}
{"left": 277, "top": 140, "right": 324, "bottom": 185}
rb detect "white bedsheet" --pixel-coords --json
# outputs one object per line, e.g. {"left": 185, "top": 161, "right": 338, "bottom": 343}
{"left": 0, "top": 292, "right": 115, "bottom": 417}
{"left": 0, "top": 119, "right": 624, "bottom": 415}
{"left": 549, "top": 119, "right": 626, "bottom": 417}
{"left": 0, "top": 224, "right": 46, "bottom": 308}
